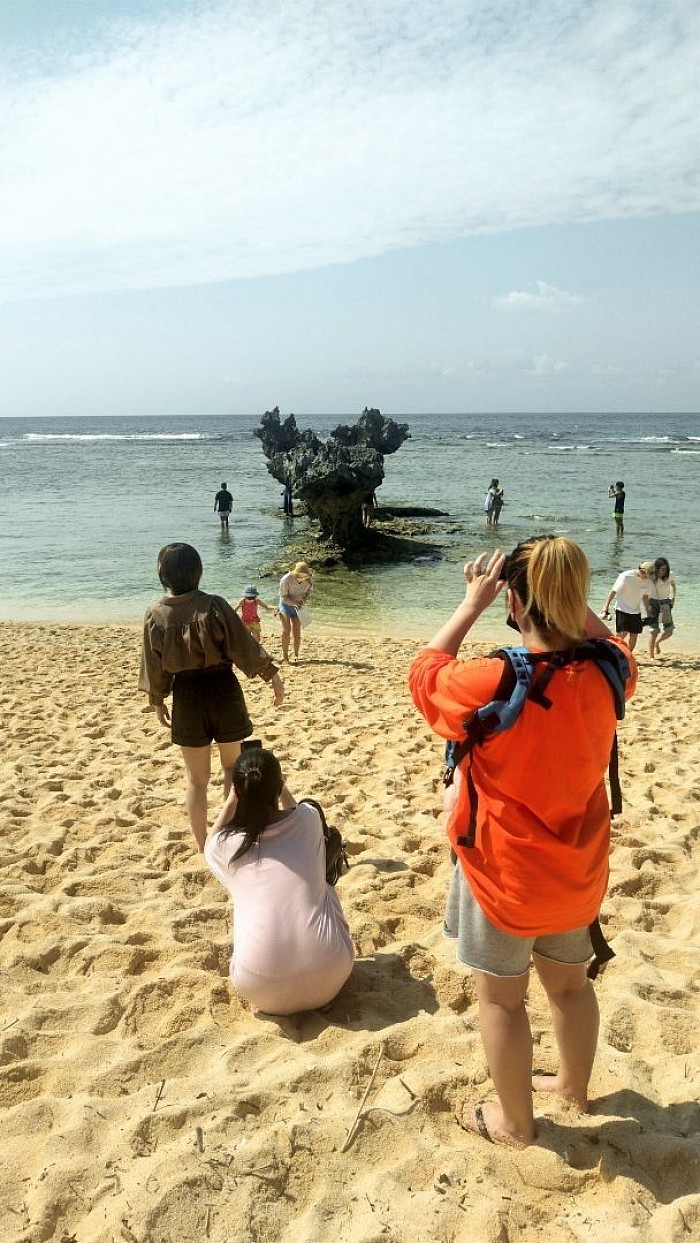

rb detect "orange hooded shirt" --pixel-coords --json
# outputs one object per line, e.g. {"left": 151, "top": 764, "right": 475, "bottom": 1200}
{"left": 408, "top": 638, "right": 637, "bottom": 937}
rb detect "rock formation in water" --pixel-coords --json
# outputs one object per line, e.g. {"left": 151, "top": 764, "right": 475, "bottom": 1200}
{"left": 255, "top": 406, "right": 410, "bottom": 547}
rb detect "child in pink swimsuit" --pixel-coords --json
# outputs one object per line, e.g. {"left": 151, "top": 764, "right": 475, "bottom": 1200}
{"left": 234, "top": 585, "right": 277, "bottom": 643}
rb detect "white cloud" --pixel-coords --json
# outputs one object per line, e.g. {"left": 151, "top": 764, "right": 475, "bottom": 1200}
{"left": 526, "top": 354, "right": 568, "bottom": 376}
{"left": 0, "top": 0, "right": 699, "bottom": 298}
{"left": 494, "top": 281, "right": 586, "bottom": 312}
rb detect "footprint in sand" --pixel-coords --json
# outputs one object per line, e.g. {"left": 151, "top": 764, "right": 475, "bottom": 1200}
{"left": 0, "top": 1060, "right": 45, "bottom": 1108}
{"left": 605, "top": 1005, "right": 635, "bottom": 1052}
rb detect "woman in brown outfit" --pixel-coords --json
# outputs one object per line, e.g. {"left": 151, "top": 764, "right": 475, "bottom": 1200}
{"left": 139, "top": 543, "right": 284, "bottom": 852}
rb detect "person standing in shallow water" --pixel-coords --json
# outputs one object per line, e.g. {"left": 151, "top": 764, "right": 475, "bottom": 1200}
{"left": 282, "top": 477, "right": 293, "bottom": 517}
{"left": 484, "top": 479, "right": 504, "bottom": 527}
{"left": 214, "top": 482, "right": 234, "bottom": 529}
{"left": 608, "top": 481, "right": 625, "bottom": 536}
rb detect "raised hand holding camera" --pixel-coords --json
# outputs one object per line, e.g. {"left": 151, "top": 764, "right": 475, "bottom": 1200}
{"left": 463, "top": 550, "right": 507, "bottom": 614}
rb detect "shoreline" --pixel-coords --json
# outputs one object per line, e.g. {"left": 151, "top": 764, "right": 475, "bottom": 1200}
{"left": 2, "top": 623, "right": 699, "bottom": 1241}
{"left": 1, "top": 614, "right": 698, "bottom": 656}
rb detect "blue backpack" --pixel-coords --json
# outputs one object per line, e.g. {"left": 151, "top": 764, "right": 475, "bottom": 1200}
{"left": 443, "top": 638, "right": 631, "bottom": 979}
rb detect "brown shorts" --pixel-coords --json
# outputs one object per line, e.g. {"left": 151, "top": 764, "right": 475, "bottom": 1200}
{"left": 171, "top": 665, "right": 252, "bottom": 748}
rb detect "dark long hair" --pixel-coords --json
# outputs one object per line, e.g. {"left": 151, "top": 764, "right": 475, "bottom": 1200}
{"left": 219, "top": 748, "right": 283, "bottom": 862}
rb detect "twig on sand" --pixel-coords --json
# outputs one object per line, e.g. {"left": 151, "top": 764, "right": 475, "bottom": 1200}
{"left": 153, "top": 1080, "right": 165, "bottom": 1112}
{"left": 341, "top": 1045, "right": 384, "bottom": 1153}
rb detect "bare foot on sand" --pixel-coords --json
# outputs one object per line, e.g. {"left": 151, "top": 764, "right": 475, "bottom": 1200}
{"left": 532, "top": 1073, "right": 589, "bottom": 1112}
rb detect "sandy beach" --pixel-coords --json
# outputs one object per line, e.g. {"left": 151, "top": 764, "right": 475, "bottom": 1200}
{"left": 1, "top": 620, "right": 699, "bottom": 1243}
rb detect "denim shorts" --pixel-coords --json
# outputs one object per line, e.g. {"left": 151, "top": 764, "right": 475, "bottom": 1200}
{"left": 171, "top": 665, "right": 252, "bottom": 748}
{"left": 647, "top": 599, "right": 674, "bottom": 634}
{"left": 444, "top": 863, "right": 593, "bottom": 977}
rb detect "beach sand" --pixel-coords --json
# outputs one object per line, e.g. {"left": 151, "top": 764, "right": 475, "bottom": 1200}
{"left": 1, "top": 621, "right": 699, "bottom": 1243}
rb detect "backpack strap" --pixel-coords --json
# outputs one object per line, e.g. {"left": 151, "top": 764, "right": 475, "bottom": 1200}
{"left": 443, "top": 650, "right": 519, "bottom": 786}
{"left": 587, "top": 917, "right": 616, "bottom": 979}
{"left": 573, "top": 639, "right": 630, "bottom": 721}
{"left": 608, "top": 733, "right": 622, "bottom": 817}
{"left": 448, "top": 639, "right": 631, "bottom": 846}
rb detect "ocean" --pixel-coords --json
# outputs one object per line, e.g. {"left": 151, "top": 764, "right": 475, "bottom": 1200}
{"left": 1, "top": 411, "right": 698, "bottom": 647}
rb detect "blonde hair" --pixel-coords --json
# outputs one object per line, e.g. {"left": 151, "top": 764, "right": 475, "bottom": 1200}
{"left": 292, "top": 560, "right": 312, "bottom": 580}
{"left": 508, "top": 536, "right": 589, "bottom": 646}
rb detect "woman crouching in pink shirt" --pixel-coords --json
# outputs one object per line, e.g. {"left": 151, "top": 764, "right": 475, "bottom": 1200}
{"left": 205, "top": 748, "right": 354, "bottom": 1015}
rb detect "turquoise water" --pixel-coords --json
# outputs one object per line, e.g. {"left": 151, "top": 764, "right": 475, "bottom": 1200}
{"left": 0, "top": 412, "right": 698, "bottom": 646}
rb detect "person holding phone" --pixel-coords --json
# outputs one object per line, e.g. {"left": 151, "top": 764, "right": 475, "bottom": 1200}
{"left": 608, "top": 482, "right": 625, "bottom": 536}
{"left": 205, "top": 747, "right": 354, "bottom": 1015}
{"left": 409, "top": 537, "right": 637, "bottom": 1147}
{"left": 139, "top": 543, "right": 284, "bottom": 853}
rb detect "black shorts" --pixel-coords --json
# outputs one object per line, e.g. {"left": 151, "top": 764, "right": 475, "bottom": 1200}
{"left": 615, "top": 609, "right": 643, "bottom": 635}
{"left": 171, "top": 665, "right": 252, "bottom": 748}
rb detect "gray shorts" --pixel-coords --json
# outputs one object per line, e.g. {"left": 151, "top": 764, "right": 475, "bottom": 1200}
{"left": 444, "top": 863, "right": 594, "bottom": 978}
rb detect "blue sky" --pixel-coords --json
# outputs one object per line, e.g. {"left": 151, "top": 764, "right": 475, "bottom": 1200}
{"left": 1, "top": 0, "right": 699, "bottom": 416}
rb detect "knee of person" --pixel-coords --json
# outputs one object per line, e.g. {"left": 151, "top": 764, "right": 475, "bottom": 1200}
{"left": 539, "top": 966, "right": 589, "bottom": 1000}
{"left": 186, "top": 771, "right": 210, "bottom": 791}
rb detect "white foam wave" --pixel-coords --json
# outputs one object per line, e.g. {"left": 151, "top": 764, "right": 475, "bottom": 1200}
{"left": 639, "top": 435, "right": 673, "bottom": 442}
{"left": 22, "top": 432, "right": 214, "bottom": 442}
{"left": 486, "top": 441, "right": 507, "bottom": 448}
{"left": 671, "top": 448, "right": 700, "bottom": 455}
{"left": 549, "top": 444, "right": 593, "bottom": 451}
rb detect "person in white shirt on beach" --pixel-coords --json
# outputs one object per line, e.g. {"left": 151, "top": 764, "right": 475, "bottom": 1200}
{"left": 600, "top": 562, "right": 654, "bottom": 651}
{"left": 205, "top": 747, "right": 354, "bottom": 1015}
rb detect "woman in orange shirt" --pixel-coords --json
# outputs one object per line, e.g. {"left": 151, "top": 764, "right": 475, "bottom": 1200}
{"left": 409, "top": 537, "right": 636, "bottom": 1148}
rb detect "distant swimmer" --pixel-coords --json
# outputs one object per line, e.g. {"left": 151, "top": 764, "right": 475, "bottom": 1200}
{"left": 214, "top": 482, "right": 234, "bottom": 529}
{"left": 484, "top": 479, "right": 504, "bottom": 527}
{"left": 608, "top": 481, "right": 625, "bottom": 536}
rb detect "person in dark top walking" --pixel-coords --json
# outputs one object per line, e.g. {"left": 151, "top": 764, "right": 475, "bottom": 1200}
{"left": 608, "top": 482, "right": 625, "bottom": 536}
{"left": 214, "top": 482, "right": 234, "bottom": 528}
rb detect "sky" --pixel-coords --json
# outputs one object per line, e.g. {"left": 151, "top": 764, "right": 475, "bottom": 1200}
{"left": 1, "top": 0, "right": 699, "bottom": 417}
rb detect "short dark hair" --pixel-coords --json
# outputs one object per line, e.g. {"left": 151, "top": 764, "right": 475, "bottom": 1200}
{"left": 615, "top": 481, "right": 624, "bottom": 489}
{"left": 221, "top": 482, "right": 227, "bottom": 488}
{"left": 157, "top": 543, "right": 203, "bottom": 594}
